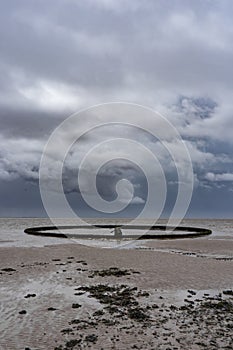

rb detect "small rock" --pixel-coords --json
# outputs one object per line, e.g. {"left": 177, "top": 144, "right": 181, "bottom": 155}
{"left": 85, "top": 334, "right": 98, "bottom": 343}
{"left": 24, "top": 294, "right": 36, "bottom": 298}
{"left": 19, "top": 310, "right": 27, "bottom": 315}
{"left": 223, "top": 290, "right": 233, "bottom": 296}
{"left": 65, "top": 339, "right": 81, "bottom": 347}
{"left": 93, "top": 310, "right": 104, "bottom": 317}
{"left": 1, "top": 267, "right": 16, "bottom": 272}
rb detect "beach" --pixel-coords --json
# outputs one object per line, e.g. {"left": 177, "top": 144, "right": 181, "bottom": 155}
{"left": 0, "top": 222, "right": 233, "bottom": 350}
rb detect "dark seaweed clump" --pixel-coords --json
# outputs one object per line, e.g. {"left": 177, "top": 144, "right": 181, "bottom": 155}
{"left": 88, "top": 267, "right": 140, "bottom": 278}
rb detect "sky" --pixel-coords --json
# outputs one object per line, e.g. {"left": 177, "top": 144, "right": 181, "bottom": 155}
{"left": 0, "top": 0, "right": 233, "bottom": 218}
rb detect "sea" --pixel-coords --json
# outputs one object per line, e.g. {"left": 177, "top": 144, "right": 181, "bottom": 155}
{"left": 0, "top": 218, "right": 232, "bottom": 248}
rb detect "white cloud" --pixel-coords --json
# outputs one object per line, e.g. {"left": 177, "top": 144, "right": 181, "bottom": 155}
{"left": 205, "top": 172, "right": 233, "bottom": 182}
{"left": 0, "top": 135, "right": 43, "bottom": 181}
{"left": 18, "top": 79, "right": 86, "bottom": 112}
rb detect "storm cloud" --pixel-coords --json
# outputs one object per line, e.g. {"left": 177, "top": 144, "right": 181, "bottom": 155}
{"left": 0, "top": 0, "right": 232, "bottom": 217}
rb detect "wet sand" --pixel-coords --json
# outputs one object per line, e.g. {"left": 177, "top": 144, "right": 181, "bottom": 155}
{"left": 0, "top": 240, "right": 233, "bottom": 349}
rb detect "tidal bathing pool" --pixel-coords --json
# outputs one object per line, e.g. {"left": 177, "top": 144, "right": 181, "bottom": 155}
{"left": 24, "top": 224, "right": 212, "bottom": 241}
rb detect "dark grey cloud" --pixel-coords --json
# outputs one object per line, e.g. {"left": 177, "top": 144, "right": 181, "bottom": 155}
{"left": 0, "top": 108, "right": 65, "bottom": 139}
{"left": 1, "top": 0, "right": 233, "bottom": 99}
{"left": 0, "top": 0, "right": 233, "bottom": 217}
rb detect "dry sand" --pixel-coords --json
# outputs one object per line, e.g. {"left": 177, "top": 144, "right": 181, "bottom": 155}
{"left": 0, "top": 239, "right": 233, "bottom": 349}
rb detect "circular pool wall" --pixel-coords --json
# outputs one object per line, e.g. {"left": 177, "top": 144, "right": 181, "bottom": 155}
{"left": 24, "top": 225, "right": 212, "bottom": 240}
